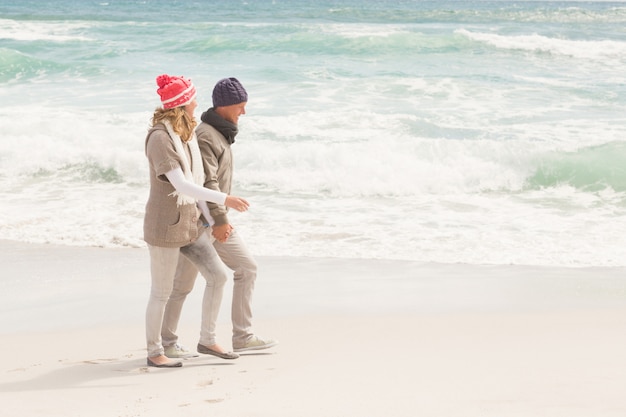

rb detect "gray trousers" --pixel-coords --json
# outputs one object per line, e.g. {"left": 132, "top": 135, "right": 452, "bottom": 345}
{"left": 146, "top": 232, "right": 227, "bottom": 358}
{"left": 162, "top": 227, "right": 257, "bottom": 348}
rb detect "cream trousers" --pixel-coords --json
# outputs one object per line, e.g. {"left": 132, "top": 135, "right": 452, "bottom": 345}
{"left": 163, "top": 227, "right": 257, "bottom": 348}
{"left": 146, "top": 232, "right": 227, "bottom": 358}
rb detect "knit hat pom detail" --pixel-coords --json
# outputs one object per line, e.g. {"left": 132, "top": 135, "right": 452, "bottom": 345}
{"left": 156, "top": 74, "right": 197, "bottom": 109}
{"left": 156, "top": 74, "right": 173, "bottom": 89}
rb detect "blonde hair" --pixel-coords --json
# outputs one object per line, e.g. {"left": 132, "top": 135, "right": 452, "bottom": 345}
{"left": 151, "top": 106, "right": 197, "bottom": 142}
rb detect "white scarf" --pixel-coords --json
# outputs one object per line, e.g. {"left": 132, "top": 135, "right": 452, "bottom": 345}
{"left": 163, "top": 120, "right": 205, "bottom": 206}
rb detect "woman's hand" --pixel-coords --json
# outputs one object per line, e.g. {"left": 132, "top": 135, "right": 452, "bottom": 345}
{"left": 212, "top": 224, "right": 233, "bottom": 243}
{"left": 224, "top": 195, "right": 250, "bottom": 212}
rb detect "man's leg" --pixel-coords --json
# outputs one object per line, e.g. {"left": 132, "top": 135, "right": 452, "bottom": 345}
{"left": 213, "top": 227, "right": 257, "bottom": 347}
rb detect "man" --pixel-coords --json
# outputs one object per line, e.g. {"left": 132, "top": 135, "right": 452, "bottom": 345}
{"left": 162, "top": 78, "right": 277, "bottom": 358}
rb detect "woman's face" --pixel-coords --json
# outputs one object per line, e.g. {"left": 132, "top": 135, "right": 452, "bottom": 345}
{"left": 184, "top": 99, "right": 198, "bottom": 119}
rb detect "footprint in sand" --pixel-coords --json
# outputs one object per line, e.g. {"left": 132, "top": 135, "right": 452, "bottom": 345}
{"left": 205, "top": 398, "right": 224, "bottom": 404}
{"left": 197, "top": 379, "right": 214, "bottom": 387}
{"left": 81, "top": 358, "right": 117, "bottom": 365}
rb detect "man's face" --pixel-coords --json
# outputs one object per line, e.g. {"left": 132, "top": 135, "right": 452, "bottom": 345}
{"left": 219, "top": 102, "right": 247, "bottom": 125}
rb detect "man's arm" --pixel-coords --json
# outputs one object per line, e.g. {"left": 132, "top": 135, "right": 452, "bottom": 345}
{"left": 197, "top": 129, "right": 230, "bottom": 226}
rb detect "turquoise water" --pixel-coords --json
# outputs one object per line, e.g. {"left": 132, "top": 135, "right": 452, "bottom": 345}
{"left": 1, "top": 1, "right": 625, "bottom": 266}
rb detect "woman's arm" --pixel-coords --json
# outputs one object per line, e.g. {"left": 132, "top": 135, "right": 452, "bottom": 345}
{"left": 165, "top": 167, "right": 226, "bottom": 205}
{"left": 197, "top": 200, "right": 214, "bottom": 226}
{"left": 165, "top": 167, "right": 249, "bottom": 212}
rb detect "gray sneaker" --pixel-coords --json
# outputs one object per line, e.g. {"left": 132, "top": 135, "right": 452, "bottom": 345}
{"left": 234, "top": 336, "right": 279, "bottom": 353}
{"left": 164, "top": 343, "right": 199, "bottom": 359}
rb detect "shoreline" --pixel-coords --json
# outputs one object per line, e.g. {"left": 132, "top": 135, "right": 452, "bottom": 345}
{"left": 1, "top": 239, "right": 625, "bottom": 416}
{"left": 2, "top": 239, "right": 624, "bottom": 331}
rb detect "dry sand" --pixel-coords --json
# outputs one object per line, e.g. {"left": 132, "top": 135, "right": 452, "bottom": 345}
{"left": 1, "top": 241, "right": 625, "bottom": 416}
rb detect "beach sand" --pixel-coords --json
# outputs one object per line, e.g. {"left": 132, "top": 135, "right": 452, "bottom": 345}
{"left": 1, "top": 240, "right": 625, "bottom": 416}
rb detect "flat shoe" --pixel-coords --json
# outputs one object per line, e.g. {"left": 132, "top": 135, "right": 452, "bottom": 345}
{"left": 197, "top": 343, "right": 239, "bottom": 360}
{"left": 147, "top": 358, "right": 182, "bottom": 368}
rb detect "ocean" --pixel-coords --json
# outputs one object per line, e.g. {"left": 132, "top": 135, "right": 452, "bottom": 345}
{"left": 1, "top": 0, "right": 625, "bottom": 267}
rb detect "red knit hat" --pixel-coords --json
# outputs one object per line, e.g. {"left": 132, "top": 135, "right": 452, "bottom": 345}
{"left": 156, "top": 74, "right": 197, "bottom": 109}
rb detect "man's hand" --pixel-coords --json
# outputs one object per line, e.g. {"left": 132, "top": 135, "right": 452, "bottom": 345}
{"left": 212, "top": 224, "right": 233, "bottom": 243}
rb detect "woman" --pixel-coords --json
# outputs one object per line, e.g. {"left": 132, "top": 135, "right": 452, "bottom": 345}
{"left": 144, "top": 74, "right": 248, "bottom": 368}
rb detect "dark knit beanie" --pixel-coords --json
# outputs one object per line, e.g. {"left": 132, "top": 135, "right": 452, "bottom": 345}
{"left": 212, "top": 77, "right": 248, "bottom": 107}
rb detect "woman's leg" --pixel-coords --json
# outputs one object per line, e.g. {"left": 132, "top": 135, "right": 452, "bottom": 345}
{"left": 180, "top": 232, "right": 228, "bottom": 347}
{"left": 146, "top": 244, "right": 180, "bottom": 358}
{"left": 162, "top": 253, "right": 199, "bottom": 348}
